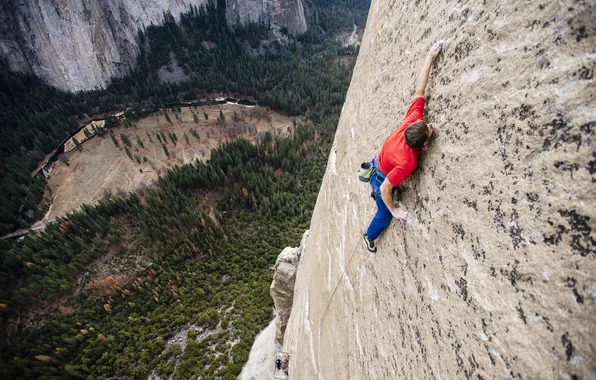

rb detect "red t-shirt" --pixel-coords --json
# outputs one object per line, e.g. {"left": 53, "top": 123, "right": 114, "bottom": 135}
{"left": 378, "top": 97, "right": 425, "bottom": 186}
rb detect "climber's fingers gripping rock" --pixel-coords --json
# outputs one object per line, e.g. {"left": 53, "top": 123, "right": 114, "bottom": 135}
{"left": 428, "top": 41, "right": 443, "bottom": 61}
{"left": 390, "top": 206, "right": 408, "bottom": 220}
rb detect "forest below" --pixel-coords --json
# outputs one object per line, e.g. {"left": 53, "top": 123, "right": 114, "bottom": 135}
{"left": 0, "top": 0, "right": 367, "bottom": 237}
{"left": 0, "top": 0, "right": 369, "bottom": 378}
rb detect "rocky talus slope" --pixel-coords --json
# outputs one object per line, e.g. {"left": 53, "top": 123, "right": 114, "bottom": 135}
{"left": 0, "top": 0, "right": 306, "bottom": 91}
{"left": 283, "top": 0, "right": 595, "bottom": 379}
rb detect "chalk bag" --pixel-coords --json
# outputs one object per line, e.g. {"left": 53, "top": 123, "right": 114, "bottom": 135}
{"left": 358, "top": 161, "right": 373, "bottom": 182}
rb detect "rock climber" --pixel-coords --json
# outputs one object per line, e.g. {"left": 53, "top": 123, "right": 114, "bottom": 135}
{"left": 281, "top": 353, "right": 289, "bottom": 375}
{"left": 363, "top": 42, "right": 442, "bottom": 253}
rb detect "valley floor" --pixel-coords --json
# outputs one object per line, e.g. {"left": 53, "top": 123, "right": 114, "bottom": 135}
{"left": 43, "top": 104, "right": 298, "bottom": 221}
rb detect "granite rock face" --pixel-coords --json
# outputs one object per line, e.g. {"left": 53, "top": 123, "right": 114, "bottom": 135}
{"left": 226, "top": 0, "right": 307, "bottom": 36}
{"left": 0, "top": 0, "right": 307, "bottom": 92}
{"left": 270, "top": 230, "right": 308, "bottom": 345}
{"left": 239, "top": 319, "right": 277, "bottom": 380}
{"left": 283, "top": 0, "right": 595, "bottom": 379}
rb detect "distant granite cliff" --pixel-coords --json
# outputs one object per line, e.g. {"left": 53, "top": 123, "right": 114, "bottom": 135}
{"left": 226, "top": 0, "right": 306, "bottom": 37}
{"left": 283, "top": 0, "right": 595, "bottom": 378}
{"left": 0, "top": 0, "right": 307, "bottom": 92}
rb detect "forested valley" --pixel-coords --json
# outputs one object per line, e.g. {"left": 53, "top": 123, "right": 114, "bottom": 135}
{"left": 0, "top": 0, "right": 369, "bottom": 377}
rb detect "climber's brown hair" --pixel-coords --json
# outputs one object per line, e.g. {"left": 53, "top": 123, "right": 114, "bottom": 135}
{"left": 404, "top": 121, "right": 429, "bottom": 148}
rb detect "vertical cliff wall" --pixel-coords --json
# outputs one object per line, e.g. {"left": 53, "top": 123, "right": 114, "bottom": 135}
{"left": 226, "top": 0, "right": 307, "bottom": 36}
{"left": 284, "top": 0, "right": 595, "bottom": 379}
{"left": 0, "top": 0, "right": 306, "bottom": 92}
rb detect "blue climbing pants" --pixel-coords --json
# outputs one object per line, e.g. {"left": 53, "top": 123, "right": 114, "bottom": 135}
{"left": 365, "top": 171, "right": 393, "bottom": 240}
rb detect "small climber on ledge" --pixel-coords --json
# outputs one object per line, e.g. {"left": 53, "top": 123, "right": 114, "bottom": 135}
{"left": 363, "top": 42, "right": 442, "bottom": 253}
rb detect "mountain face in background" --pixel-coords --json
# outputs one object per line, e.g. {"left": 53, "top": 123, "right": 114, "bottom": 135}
{"left": 0, "top": 0, "right": 307, "bottom": 92}
{"left": 283, "top": 0, "right": 595, "bottom": 378}
{"left": 226, "top": 0, "right": 307, "bottom": 37}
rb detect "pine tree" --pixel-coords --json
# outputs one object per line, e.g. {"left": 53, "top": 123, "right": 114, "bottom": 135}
{"left": 162, "top": 144, "right": 170, "bottom": 157}
{"left": 120, "top": 134, "right": 132, "bottom": 147}
{"left": 110, "top": 133, "right": 120, "bottom": 148}
{"left": 73, "top": 137, "right": 82, "bottom": 151}
{"left": 163, "top": 110, "right": 172, "bottom": 124}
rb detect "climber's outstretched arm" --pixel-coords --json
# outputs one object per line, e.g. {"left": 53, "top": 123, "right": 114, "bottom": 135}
{"left": 414, "top": 42, "right": 442, "bottom": 98}
{"left": 380, "top": 179, "right": 395, "bottom": 212}
{"left": 380, "top": 179, "right": 408, "bottom": 219}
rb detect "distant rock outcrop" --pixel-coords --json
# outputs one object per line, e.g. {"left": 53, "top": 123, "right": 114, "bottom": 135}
{"left": 283, "top": 0, "right": 595, "bottom": 379}
{"left": 226, "top": 0, "right": 307, "bottom": 37}
{"left": 270, "top": 230, "right": 308, "bottom": 345}
{"left": 0, "top": 0, "right": 307, "bottom": 92}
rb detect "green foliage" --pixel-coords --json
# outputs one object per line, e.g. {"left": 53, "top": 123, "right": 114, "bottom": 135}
{"left": 125, "top": 146, "right": 133, "bottom": 160}
{"left": 120, "top": 133, "right": 132, "bottom": 147}
{"left": 110, "top": 132, "right": 120, "bottom": 148}
{"left": 163, "top": 109, "right": 172, "bottom": 124}
{"left": 162, "top": 144, "right": 170, "bottom": 157}
{"left": 0, "top": 121, "right": 332, "bottom": 379}
{"left": 0, "top": 0, "right": 369, "bottom": 235}
{"left": 0, "top": 0, "right": 370, "bottom": 376}
{"left": 169, "top": 132, "right": 177, "bottom": 146}
{"left": 160, "top": 131, "right": 168, "bottom": 144}
{"left": 73, "top": 137, "right": 82, "bottom": 151}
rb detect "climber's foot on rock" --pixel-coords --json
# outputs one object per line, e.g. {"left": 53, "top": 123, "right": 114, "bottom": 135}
{"left": 363, "top": 234, "right": 377, "bottom": 253}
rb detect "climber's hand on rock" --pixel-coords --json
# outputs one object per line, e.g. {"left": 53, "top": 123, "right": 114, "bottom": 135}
{"left": 426, "top": 123, "right": 435, "bottom": 142}
{"left": 428, "top": 41, "right": 442, "bottom": 61}
{"left": 390, "top": 206, "right": 408, "bottom": 220}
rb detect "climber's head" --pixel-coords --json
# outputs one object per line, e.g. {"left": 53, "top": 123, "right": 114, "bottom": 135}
{"left": 405, "top": 121, "right": 433, "bottom": 148}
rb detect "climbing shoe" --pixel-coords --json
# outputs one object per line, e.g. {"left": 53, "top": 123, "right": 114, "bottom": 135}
{"left": 363, "top": 234, "right": 377, "bottom": 253}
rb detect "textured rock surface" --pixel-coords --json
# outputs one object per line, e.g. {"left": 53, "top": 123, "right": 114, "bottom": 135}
{"left": 226, "top": 0, "right": 307, "bottom": 36}
{"left": 284, "top": 0, "right": 595, "bottom": 379}
{"left": 271, "top": 230, "right": 308, "bottom": 345}
{"left": 239, "top": 319, "right": 277, "bottom": 380}
{"left": 0, "top": 0, "right": 306, "bottom": 91}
